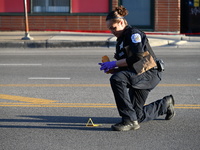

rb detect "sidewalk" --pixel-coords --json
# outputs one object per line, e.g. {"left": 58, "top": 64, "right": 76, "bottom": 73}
{"left": 0, "top": 31, "right": 200, "bottom": 48}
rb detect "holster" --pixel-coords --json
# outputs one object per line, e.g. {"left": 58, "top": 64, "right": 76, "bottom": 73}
{"left": 156, "top": 59, "right": 165, "bottom": 72}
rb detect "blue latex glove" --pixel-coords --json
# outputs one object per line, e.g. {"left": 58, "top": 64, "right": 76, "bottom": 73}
{"left": 98, "top": 61, "right": 117, "bottom": 72}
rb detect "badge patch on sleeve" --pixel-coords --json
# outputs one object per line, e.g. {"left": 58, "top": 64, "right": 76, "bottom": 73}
{"left": 131, "top": 33, "right": 141, "bottom": 43}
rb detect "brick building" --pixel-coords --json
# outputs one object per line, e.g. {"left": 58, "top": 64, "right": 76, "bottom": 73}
{"left": 0, "top": 0, "right": 199, "bottom": 33}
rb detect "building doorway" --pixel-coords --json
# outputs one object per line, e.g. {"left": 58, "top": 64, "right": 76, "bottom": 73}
{"left": 181, "top": 0, "right": 200, "bottom": 33}
{"left": 120, "top": 0, "right": 154, "bottom": 30}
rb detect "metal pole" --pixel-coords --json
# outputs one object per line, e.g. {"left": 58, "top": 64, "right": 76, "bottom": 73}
{"left": 22, "top": 0, "right": 33, "bottom": 40}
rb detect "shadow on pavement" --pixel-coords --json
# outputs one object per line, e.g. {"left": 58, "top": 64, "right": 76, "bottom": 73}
{"left": 0, "top": 115, "right": 121, "bottom": 131}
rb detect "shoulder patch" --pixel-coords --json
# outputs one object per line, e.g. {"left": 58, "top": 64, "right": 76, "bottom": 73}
{"left": 131, "top": 33, "right": 141, "bottom": 43}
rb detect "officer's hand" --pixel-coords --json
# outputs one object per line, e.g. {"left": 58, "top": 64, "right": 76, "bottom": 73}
{"left": 98, "top": 61, "right": 117, "bottom": 72}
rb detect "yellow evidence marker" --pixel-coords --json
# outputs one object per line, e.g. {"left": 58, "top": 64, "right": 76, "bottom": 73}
{"left": 86, "top": 118, "right": 102, "bottom": 127}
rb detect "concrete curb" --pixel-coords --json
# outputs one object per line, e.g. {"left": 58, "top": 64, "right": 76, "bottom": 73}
{"left": 0, "top": 42, "right": 24, "bottom": 48}
{"left": 47, "top": 41, "right": 111, "bottom": 48}
{"left": 0, "top": 40, "right": 117, "bottom": 48}
{"left": 0, "top": 40, "right": 199, "bottom": 48}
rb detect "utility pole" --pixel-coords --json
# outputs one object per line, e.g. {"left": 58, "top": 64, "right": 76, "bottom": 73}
{"left": 21, "top": 0, "right": 33, "bottom": 40}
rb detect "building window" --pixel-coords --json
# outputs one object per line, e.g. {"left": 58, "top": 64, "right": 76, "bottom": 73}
{"left": 32, "top": 0, "right": 109, "bottom": 13}
{"left": 32, "top": 0, "right": 70, "bottom": 13}
{"left": 121, "top": 0, "right": 154, "bottom": 29}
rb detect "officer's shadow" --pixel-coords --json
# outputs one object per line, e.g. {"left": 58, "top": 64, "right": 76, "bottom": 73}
{"left": 0, "top": 116, "right": 121, "bottom": 131}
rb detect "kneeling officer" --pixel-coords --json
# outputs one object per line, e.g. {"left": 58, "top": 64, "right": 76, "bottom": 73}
{"left": 99, "top": 6, "right": 175, "bottom": 131}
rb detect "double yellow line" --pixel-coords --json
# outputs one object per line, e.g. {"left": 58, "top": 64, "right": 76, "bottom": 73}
{"left": 0, "top": 94, "right": 199, "bottom": 109}
{"left": 0, "top": 84, "right": 200, "bottom": 87}
{"left": 1, "top": 84, "right": 199, "bottom": 108}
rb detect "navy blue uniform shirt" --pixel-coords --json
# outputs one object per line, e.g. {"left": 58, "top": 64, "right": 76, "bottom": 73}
{"left": 115, "top": 25, "right": 148, "bottom": 71}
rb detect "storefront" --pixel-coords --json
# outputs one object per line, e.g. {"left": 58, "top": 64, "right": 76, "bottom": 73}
{"left": 0, "top": 0, "right": 198, "bottom": 33}
{"left": 0, "top": 0, "right": 112, "bottom": 31}
{"left": 181, "top": 0, "right": 200, "bottom": 33}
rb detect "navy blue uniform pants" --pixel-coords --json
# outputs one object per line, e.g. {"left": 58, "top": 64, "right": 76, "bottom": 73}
{"left": 110, "top": 69, "right": 168, "bottom": 123}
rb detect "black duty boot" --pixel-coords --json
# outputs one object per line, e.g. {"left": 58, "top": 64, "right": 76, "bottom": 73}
{"left": 111, "top": 121, "right": 140, "bottom": 131}
{"left": 164, "top": 95, "right": 175, "bottom": 120}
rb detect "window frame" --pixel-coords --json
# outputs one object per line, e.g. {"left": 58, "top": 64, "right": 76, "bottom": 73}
{"left": 31, "top": 0, "right": 71, "bottom": 13}
{"left": 30, "top": 0, "right": 112, "bottom": 16}
{"left": 0, "top": 0, "right": 112, "bottom": 16}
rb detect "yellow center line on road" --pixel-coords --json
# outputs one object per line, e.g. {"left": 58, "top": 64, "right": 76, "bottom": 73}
{"left": 0, "top": 84, "right": 110, "bottom": 87}
{"left": 0, "top": 84, "right": 200, "bottom": 87}
{"left": 0, "top": 103, "right": 117, "bottom": 108}
{"left": 0, "top": 94, "right": 56, "bottom": 104}
{"left": 0, "top": 94, "right": 200, "bottom": 109}
{"left": 0, "top": 103, "right": 200, "bottom": 109}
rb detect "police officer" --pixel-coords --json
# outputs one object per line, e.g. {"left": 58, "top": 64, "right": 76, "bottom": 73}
{"left": 99, "top": 6, "right": 175, "bottom": 131}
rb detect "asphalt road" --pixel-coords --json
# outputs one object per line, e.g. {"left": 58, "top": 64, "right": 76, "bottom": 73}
{"left": 0, "top": 47, "right": 200, "bottom": 150}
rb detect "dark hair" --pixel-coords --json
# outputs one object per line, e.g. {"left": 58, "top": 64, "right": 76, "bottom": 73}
{"left": 106, "top": 5, "right": 128, "bottom": 24}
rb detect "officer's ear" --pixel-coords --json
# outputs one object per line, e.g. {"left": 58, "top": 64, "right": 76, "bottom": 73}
{"left": 119, "top": 19, "right": 125, "bottom": 26}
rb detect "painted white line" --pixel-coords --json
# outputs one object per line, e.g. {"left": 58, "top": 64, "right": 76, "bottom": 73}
{"left": 29, "top": 77, "right": 71, "bottom": 80}
{"left": 0, "top": 64, "right": 42, "bottom": 66}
